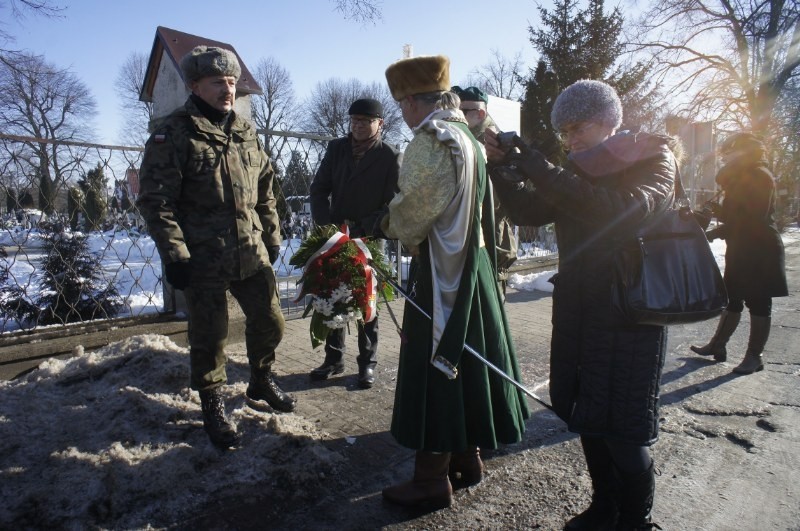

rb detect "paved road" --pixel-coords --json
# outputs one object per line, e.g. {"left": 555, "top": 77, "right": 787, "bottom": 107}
{"left": 186, "top": 236, "right": 799, "bottom": 530}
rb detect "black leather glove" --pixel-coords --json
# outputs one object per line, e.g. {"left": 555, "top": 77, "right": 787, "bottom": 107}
{"left": 491, "top": 135, "right": 555, "bottom": 183}
{"left": 371, "top": 209, "right": 389, "bottom": 240}
{"left": 506, "top": 136, "right": 556, "bottom": 181}
{"left": 705, "top": 227, "right": 721, "bottom": 242}
{"left": 267, "top": 245, "right": 281, "bottom": 265}
{"left": 165, "top": 260, "right": 192, "bottom": 290}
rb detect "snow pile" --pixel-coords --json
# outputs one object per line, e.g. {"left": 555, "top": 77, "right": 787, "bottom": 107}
{"left": 0, "top": 334, "right": 342, "bottom": 529}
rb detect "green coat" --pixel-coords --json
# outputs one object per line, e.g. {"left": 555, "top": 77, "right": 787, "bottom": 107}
{"left": 137, "top": 98, "right": 281, "bottom": 281}
{"left": 388, "top": 113, "right": 529, "bottom": 452}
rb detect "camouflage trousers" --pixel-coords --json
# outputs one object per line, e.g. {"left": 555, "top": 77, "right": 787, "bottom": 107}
{"left": 184, "top": 268, "right": 285, "bottom": 390}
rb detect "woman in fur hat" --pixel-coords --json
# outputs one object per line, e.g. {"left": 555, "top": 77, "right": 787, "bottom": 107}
{"left": 691, "top": 133, "right": 788, "bottom": 373}
{"left": 379, "top": 55, "right": 529, "bottom": 510}
{"left": 486, "top": 79, "right": 676, "bottom": 530}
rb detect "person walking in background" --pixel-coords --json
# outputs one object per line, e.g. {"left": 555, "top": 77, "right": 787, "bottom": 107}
{"left": 486, "top": 79, "right": 676, "bottom": 530}
{"left": 137, "top": 46, "right": 296, "bottom": 450}
{"left": 691, "top": 132, "right": 788, "bottom": 374}
{"left": 308, "top": 98, "right": 400, "bottom": 388}
{"left": 452, "top": 85, "right": 518, "bottom": 298}
{"left": 379, "top": 55, "right": 529, "bottom": 510}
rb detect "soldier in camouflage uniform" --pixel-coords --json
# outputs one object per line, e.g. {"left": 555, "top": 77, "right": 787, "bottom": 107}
{"left": 137, "top": 46, "right": 296, "bottom": 450}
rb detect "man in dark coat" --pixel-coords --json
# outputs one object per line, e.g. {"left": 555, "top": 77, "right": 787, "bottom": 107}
{"left": 486, "top": 80, "right": 675, "bottom": 530}
{"left": 691, "top": 133, "right": 788, "bottom": 374}
{"left": 137, "top": 46, "right": 296, "bottom": 450}
{"left": 308, "top": 98, "right": 400, "bottom": 388}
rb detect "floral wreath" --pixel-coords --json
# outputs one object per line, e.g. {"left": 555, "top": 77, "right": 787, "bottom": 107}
{"left": 289, "top": 224, "right": 394, "bottom": 348}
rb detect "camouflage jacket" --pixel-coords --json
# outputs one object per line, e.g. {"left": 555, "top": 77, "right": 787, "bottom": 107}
{"left": 136, "top": 98, "right": 281, "bottom": 281}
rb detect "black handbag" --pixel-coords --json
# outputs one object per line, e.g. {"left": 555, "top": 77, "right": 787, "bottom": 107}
{"left": 611, "top": 175, "right": 728, "bottom": 326}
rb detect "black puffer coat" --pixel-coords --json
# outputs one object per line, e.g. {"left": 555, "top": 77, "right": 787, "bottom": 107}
{"left": 310, "top": 135, "right": 400, "bottom": 237}
{"left": 708, "top": 155, "right": 787, "bottom": 301}
{"left": 492, "top": 132, "right": 676, "bottom": 445}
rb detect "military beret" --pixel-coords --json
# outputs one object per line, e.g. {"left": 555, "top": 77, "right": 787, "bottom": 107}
{"left": 348, "top": 98, "right": 383, "bottom": 118}
{"left": 180, "top": 45, "right": 241, "bottom": 83}
{"left": 452, "top": 85, "right": 488, "bottom": 104}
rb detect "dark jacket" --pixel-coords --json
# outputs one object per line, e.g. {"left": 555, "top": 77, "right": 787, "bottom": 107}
{"left": 492, "top": 132, "right": 676, "bottom": 445}
{"left": 310, "top": 135, "right": 400, "bottom": 237}
{"left": 137, "top": 98, "right": 280, "bottom": 281}
{"left": 709, "top": 156, "right": 787, "bottom": 300}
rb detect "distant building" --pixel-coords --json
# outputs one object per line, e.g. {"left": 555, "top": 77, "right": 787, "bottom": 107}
{"left": 139, "top": 26, "right": 263, "bottom": 132}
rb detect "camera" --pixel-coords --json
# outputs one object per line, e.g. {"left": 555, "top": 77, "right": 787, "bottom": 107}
{"left": 497, "top": 131, "right": 520, "bottom": 150}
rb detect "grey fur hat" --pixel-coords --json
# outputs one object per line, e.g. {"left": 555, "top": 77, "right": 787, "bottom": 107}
{"left": 551, "top": 79, "right": 623, "bottom": 130}
{"left": 180, "top": 46, "right": 241, "bottom": 82}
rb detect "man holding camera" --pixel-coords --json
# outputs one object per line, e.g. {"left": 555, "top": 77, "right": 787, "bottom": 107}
{"left": 308, "top": 98, "right": 400, "bottom": 389}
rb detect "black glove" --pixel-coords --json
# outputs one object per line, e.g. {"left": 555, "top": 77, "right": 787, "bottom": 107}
{"left": 491, "top": 136, "right": 555, "bottom": 183}
{"left": 267, "top": 245, "right": 281, "bottom": 265}
{"left": 371, "top": 209, "right": 389, "bottom": 239}
{"left": 506, "top": 136, "right": 556, "bottom": 180}
{"left": 165, "top": 260, "right": 192, "bottom": 290}
{"left": 705, "top": 227, "right": 721, "bottom": 242}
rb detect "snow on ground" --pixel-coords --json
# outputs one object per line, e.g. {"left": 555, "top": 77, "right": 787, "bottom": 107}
{"left": 0, "top": 334, "right": 342, "bottom": 530}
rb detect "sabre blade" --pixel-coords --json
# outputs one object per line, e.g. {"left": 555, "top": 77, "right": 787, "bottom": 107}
{"left": 373, "top": 267, "right": 553, "bottom": 411}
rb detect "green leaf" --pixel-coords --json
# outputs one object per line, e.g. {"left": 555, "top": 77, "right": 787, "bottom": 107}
{"left": 309, "top": 310, "right": 332, "bottom": 349}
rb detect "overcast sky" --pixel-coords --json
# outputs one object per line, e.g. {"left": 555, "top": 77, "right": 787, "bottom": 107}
{"left": 8, "top": 0, "right": 561, "bottom": 143}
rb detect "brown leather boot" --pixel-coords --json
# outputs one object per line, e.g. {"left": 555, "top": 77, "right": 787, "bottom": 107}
{"left": 733, "top": 315, "right": 770, "bottom": 375}
{"left": 382, "top": 451, "right": 453, "bottom": 509}
{"left": 691, "top": 310, "right": 741, "bottom": 362}
{"left": 448, "top": 446, "right": 484, "bottom": 489}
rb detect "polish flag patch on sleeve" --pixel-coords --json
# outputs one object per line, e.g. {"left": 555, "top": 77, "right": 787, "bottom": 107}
{"left": 154, "top": 134, "right": 166, "bottom": 143}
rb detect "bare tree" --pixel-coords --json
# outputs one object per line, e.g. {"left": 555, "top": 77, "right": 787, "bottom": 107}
{"left": 628, "top": 0, "right": 800, "bottom": 135}
{"left": 464, "top": 49, "right": 526, "bottom": 101}
{"left": 0, "top": 0, "right": 64, "bottom": 51}
{"left": 302, "top": 77, "right": 405, "bottom": 146}
{"left": 333, "top": 0, "right": 382, "bottom": 24}
{"left": 250, "top": 57, "right": 301, "bottom": 158}
{"left": 0, "top": 52, "right": 96, "bottom": 214}
{"left": 114, "top": 51, "right": 153, "bottom": 146}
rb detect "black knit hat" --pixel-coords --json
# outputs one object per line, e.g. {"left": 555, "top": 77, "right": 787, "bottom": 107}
{"left": 348, "top": 98, "right": 383, "bottom": 118}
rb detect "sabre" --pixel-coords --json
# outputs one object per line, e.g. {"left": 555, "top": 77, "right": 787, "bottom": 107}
{"left": 374, "top": 267, "right": 553, "bottom": 411}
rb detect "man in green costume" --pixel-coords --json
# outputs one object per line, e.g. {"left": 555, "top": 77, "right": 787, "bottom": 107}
{"left": 380, "top": 55, "right": 529, "bottom": 509}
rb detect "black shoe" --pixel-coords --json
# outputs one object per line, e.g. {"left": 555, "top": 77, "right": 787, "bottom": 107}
{"left": 247, "top": 370, "right": 296, "bottom": 413}
{"left": 309, "top": 361, "right": 345, "bottom": 381}
{"left": 357, "top": 365, "right": 375, "bottom": 389}
{"left": 199, "top": 388, "right": 240, "bottom": 450}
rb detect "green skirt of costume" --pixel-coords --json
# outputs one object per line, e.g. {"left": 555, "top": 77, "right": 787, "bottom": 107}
{"left": 390, "top": 243, "right": 530, "bottom": 453}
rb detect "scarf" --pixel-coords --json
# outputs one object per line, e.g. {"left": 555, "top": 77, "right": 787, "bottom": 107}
{"left": 190, "top": 94, "right": 232, "bottom": 128}
{"left": 351, "top": 131, "right": 380, "bottom": 163}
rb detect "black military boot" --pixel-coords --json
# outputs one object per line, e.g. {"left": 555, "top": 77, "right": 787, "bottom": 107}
{"left": 199, "top": 388, "right": 240, "bottom": 450}
{"left": 310, "top": 342, "right": 345, "bottom": 381}
{"left": 247, "top": 368, "right": 296, "bottom": 413}
{"left": 356, "top": 318, "right": 378, "bottom": 389}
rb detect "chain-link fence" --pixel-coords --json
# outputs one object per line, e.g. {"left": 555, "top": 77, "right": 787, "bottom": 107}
{"left": 0, "top": 131, "right": 557, "bottom": 336}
